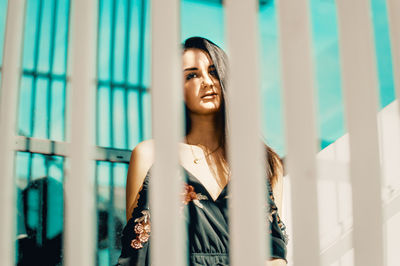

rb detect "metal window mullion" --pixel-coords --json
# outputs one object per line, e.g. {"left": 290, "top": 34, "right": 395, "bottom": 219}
{"left": 0, "top": 1, "right": 26, "bottom": 265}
{"left": 225, "top": 1, "right": 267, "bottom": 265}
{"left": 137, "top": 0, "right": 146, "bottom": 141}
{"left": 335, "top": 1, "right": 384, "bottom": 265}
{"left": 386, "top": 0, "right": 400, "bottom": 109}
{"left": 109, "top": 0, "right": 117, "bottom": 148}
{"left": 108, "top": 162, "right": 116, "bottom": 265}
{"left": 106, "top": 1, "right": 117, "bottom": 258}
{"left": 151, "top": 0, "right": 184, "bottom": 265}
{"left": 27, "top": 152, "right": 33, "bottom": 182}
{"left": 46, "top": 0, "right": 59, "bottom": 140}
{"left": 14, "top": 135, "right": 132, "bottom": 163}
{"left": 64, "top": 0, "right": 97, "bottom": 265}
{"left": 94, "top": 162, "right": 100, "bottom": 265}
{"left": 123, "top": 0, "right": 132, "bottom": 149}
{"left": 95, "top": 0, "right": 102, "bottom": 148}
{"left": 277, "top": 0, "right": 321, "bottom": 265}
{"left": 29, "top": 0, "right": 44, "bottom": 138}
{"left": 22, "top": 70, "right": 66, "bottom": 80}
{"left": 62, "top": 0, "right": 72, "bottom": 142}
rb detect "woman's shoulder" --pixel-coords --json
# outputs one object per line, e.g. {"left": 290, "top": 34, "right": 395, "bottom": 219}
{"left": 134, "top": 139, "right": 155, "bottom": 153}
{"left": 132, "top": 139, "right": 155, "bottom": 168}
{"left": 128, "top": 139, "right": 155, "bottom": 185}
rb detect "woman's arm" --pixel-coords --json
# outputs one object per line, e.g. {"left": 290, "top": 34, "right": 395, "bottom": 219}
{"left": 125, "top": 139, "right": 154, "bottom": 221}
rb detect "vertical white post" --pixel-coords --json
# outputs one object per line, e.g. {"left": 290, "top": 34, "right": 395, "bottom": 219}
{"left": 0, "top": 1, "right": 26, "bottom": 265}
{"left": 225, "top": 1, "right": 268, "bottom": 266}
{"left": 386, "top": 0, "right": 400, "bottom": 109}
{"left": 64, "top": 0, "right": 97, "bottom": 265}
{"left": 150, "top": 0, "right": 184, "bottom": 266}
{"left": 335, "top": 1, "right": 384, "bottom": 265}
{"left": 277, "top": 0, "right": 321, "bottom": 265}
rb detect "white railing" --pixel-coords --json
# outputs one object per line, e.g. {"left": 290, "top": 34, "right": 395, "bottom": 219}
{"left": 1, "top": 0, "right": 399, "bottom": 265}
{"left": 64, "top": 0, "right": 98, "bottom": 266}
{"left": 150, "top": 0, "right": 185, "bottom": 265}
{"left": 0, "top": 1, "right": 26, "bottom": 265}
{"left": 277, "top": 0, "right": 320, "bottom": 264}
{"left": 225, "top": 1, "right": 269, "bottom": 265}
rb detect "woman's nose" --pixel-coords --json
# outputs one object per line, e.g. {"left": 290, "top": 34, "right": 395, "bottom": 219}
{"left": 202, "top": 73, "right": 213, "bottom": 87}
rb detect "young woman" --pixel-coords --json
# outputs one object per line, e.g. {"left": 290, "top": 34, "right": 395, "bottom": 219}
{"left": 117, "top": 37, "right": 288, "bottom": 266}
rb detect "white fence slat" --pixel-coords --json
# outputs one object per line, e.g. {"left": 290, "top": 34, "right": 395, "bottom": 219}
{"left": 150, "top": 0, "right": 184, "bottom": 265}
{"left": 225, "top": 1, "right": 268, "bottom": 265}
{"left": 0, "top": 1, "right": 26, "bottom": 265}
{"left": 386, "top": 0, "right": 400, "bottom": 108}
{"left": 277, "top": 0, "right": 321, "bottom": 265}
{"left": 335, "top": 0, "right": 384, "bottom": 265}
{"left": 64, "top": 0, "right": 98, "bottom": 265}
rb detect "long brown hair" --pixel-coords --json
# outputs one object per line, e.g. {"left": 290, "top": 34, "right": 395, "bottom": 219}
{"left": 182, "top": 37, "right": 283, "bottom": 187}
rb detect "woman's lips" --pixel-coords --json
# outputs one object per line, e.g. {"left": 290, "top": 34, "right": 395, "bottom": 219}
{"left": 202, "top": 94, "right": 217, "bottom": 99}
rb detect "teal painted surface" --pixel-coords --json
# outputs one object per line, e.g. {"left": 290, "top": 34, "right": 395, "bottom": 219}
{"left": 370, "top": 0, "right": 395, "bottom": 108}
{"left": 0, "top": 0, "right": 396, "bottom": 264}
{"left": 0, "top": 0, "right": 7, "bottom": 67}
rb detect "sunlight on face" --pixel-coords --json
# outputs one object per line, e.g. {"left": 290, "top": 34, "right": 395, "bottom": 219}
{"left": 182, "top": 48, "right": 222, "bottom": 115}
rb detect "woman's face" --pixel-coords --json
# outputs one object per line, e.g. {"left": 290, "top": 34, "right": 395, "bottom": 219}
{"left": 182, "top": 48, "right": 222, "bottom": 115}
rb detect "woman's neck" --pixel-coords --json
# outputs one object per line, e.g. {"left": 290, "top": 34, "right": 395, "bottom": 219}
{"left": 185, "top": 114, "right": 220, "bottom": 149}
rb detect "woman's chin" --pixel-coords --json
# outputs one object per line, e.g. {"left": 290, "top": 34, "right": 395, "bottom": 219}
{"left": 193, "top": 107, "right": 220, "bottom": 115}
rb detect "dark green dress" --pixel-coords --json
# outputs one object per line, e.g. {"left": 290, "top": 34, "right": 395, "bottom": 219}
{"left": 117, "top": 166, "right": 288, "bottom": 266}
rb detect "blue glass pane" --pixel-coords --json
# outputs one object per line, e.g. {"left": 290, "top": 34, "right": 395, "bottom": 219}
{"left": 98, "top": 85, "right": 112, "bottom": 147}
{"left": 128, "top": 89, "right": 140, "bottom": 149}
{"left": 46, "top": 175, "right": 64, "bottom": 239}
{"left": 53, "top": 0, "right": 70, "bottom": 75}
{"left": 97, "top": 161, "right": 111, "bottom": 200}
{"left": 15, "top": 152, "right": 64, "bottom": 265}
{"left": 33, "top": 78, "right": 50, "bottom": 139}
{"left": 113, "top": 0, "right": 127, "bottom": 83}
{"left": 98, "top": 0, "right": 112, "bottom": 81}
{"left": 309, "top": 0, "right": 345, "bottom": 149}
{"left": 50, "top": 80, "right": 66, "bottom": 141}
{"left": 259, "top": 2, "right": 285, "bottom": 156}
{"left": 22, "top": 0, "right": 40, "bottom": 70}
{"left": 112, "top": 87, "right": 127, "bottom": 149}
{"left": 142, "top": 91, "right": 152, "bottom": 139}
{"left": 370, "top": 0, "right": 395, "bottom": 108}
{"left": 31, "top": 153, "right": 47, "bottom": 179}
{"left": 142, "top": 0, "right": 151, "bottom": 88}
{"left": 37, "top": 0, "right": 54, "bottom": 73}
{"left": 48, "top": 156, "right": 64, "bottom": 183}
{"left": 16, "top": 152, "right": 31, "bottom": 238}
{"left": 16, "top": 152, "right": 31, "bottom": 182}
{"left": 27, "top": 189, "right": 39, "bottom": 230}
{"left": 18, "top": 76, "right": 34, "bottom": 137}
{"left": 127, "top": 0, "right": 141, "bottom": 85}
{"left": 113, "top": 163, "right": 128, "bottom": 188}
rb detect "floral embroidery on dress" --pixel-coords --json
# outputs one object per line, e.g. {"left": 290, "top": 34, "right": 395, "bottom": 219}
{"left": 130, "top": 210, "right": 151, "bottom": 249}
{"left": 131, "top": 184, "right": 208, "bottom": 249}
{"left": 182, "top": 183, "right": 208, "bottom": 208}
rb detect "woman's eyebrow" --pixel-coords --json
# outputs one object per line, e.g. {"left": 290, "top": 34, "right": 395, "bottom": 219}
{"left": 184, "top": 67, "right": 198, "bottom": 72}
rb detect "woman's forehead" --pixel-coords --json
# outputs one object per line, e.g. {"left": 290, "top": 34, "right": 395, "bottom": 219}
{"left": 183, "top": 48, "right": 213, "bottom": 68}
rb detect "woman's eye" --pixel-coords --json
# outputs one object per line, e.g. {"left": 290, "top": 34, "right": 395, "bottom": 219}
{"left": 210, "top": 69, "right": 218, "bottom": 77}
{"left": 186, "top": 73, "right": 197, "bottom": 80}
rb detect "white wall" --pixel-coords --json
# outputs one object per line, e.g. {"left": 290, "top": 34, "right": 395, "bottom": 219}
{"left": 283, "top": 100, "right": 400, "bottom": 266}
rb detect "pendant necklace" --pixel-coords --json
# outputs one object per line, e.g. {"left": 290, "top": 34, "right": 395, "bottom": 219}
{"left": 185, "top": 135, "right": 221, "bottom": 164}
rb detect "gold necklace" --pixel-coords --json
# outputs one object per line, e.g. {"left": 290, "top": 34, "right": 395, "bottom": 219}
{"left": 185, "top": 136, "right": 221, "bottom": 164}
